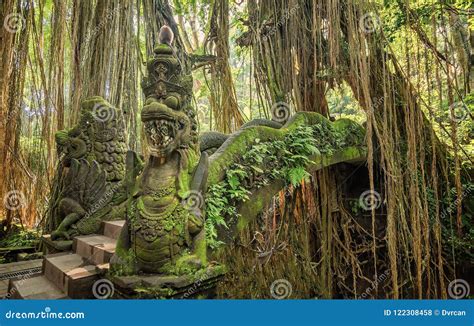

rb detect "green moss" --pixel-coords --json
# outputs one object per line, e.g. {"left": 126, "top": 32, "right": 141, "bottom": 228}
{"left": 237, "top": 197, "right": 264, "bottom": 232}
{"left": 205, "top": 113, "right": 367, "bottom": 246}
{"left": 208, "top": 112, "right": 343, "bottom": 185}
{"left": 121, "top": 264, "right": 227, "bottom": 299}
{"left": 177, "top": 148, "right": 200, "bottom": 198}
{"left": 159, "top": 253, "right": 200, "bottom": 276}
{"left": 0, "top": 225, "right": 40, "bottom": 248}
{"left": 134, "top": 286, "right": 177, "bottom": 298}
{"left": 109, "top": 248, "right": 137, "bottom": 276}
{"left": 54, "top": 130, "right": 69, "bottom": 145}
{"left": 81, "top": 96, "right": 110, "bottom": 112}
{"left": 193, "top": 233, "right": 207, "bottom": 265}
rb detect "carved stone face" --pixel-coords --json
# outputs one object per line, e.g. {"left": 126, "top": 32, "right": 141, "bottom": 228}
{"left": 140, "top": 42, "right": 197, "bottom": 161}
{"left": 142, "top": 100, "right": 192, "bottom": 159}
{"left": 55, "top": 98, "right": 126, "bottom": 183}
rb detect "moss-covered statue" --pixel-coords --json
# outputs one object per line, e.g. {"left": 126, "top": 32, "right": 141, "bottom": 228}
{"left": 108, "top": 27, "right": 367, "bottom": 297}
{"left": 110, "top": 28, "right": 208, "bottom": 277}
{"left": 46, "top": 97, "right": 128, "bottom": 242}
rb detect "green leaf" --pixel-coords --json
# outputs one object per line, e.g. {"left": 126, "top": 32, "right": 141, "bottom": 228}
{"left": 287, "top": 166, "right": 310, "bottom": 186}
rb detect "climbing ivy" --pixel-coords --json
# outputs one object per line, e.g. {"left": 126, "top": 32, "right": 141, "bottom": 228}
{"left": 205, "top": 123, "right": 351, "bottom": 248}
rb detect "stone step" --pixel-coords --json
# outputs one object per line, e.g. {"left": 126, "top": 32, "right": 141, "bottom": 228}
{"left": 0, "top": 258, "right": 43, "bottom": 275}
{"left": 73, "top": 235, "right": 117, "bottom": 265}
{"left": 5, "top": 221, "right": 125, "bottom": 300}
{"left": 102, "top": 220, "right": 125, "bottom": 240}
{"left": 41, "top": 235, "right": 73, "bottom": 254}
{"left": 43, "top": 252, "right": 98, "bottom": 299}
{"left": 8, "top": 275, "right": 68, "bottom": 299}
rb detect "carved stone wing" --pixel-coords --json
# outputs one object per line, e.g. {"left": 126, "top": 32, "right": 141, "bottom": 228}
{"left": 62, "top": 159, "right": 108, "bottom": 211}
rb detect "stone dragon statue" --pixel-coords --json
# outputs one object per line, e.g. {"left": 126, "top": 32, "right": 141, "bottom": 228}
{"left": 38, "top": 21, "right": 366, "bottom": 297}
{"left": 110, "top": 36, "right": 208, "bottom": 276}
{"left": 107, "top": 27, "right": 367, "bottom": 297}
{"left": 46, "top": 97, "right": 128, "bottom": 241}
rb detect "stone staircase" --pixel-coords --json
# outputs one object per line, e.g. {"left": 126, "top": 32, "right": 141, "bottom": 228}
{"left": 8, "top": 220, "right": 124, "bottom": 299}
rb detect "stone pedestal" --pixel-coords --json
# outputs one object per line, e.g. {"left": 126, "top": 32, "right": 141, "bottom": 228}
{"left": 110, "top": 265, "right": 226, "bottom": 299}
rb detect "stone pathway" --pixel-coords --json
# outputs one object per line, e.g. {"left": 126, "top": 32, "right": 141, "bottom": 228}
{"left": 0, "top": 259, "right": 43, "bottom": 298}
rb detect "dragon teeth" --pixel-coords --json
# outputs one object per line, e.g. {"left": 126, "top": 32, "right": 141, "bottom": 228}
{"left": 145, "top": 119, "right": 176, "bottom": 149}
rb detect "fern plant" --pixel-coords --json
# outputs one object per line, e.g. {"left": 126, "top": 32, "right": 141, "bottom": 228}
{"left": 204, "top": 124, "right": 347, "bottom": 247}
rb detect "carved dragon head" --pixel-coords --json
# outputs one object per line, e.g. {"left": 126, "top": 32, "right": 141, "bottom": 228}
{"left": 55, "top": 97, "right": 126, "bottom": 181}
{"left": 141, "top": 38, "right": 198, "bottom": 161}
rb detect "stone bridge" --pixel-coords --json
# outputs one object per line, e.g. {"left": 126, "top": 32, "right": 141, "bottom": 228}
{"left": 8, "top": 112, "right": 366, "bottom": 299}
{"left": 7, "top": 34, "right": 367, "bottom": 299}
